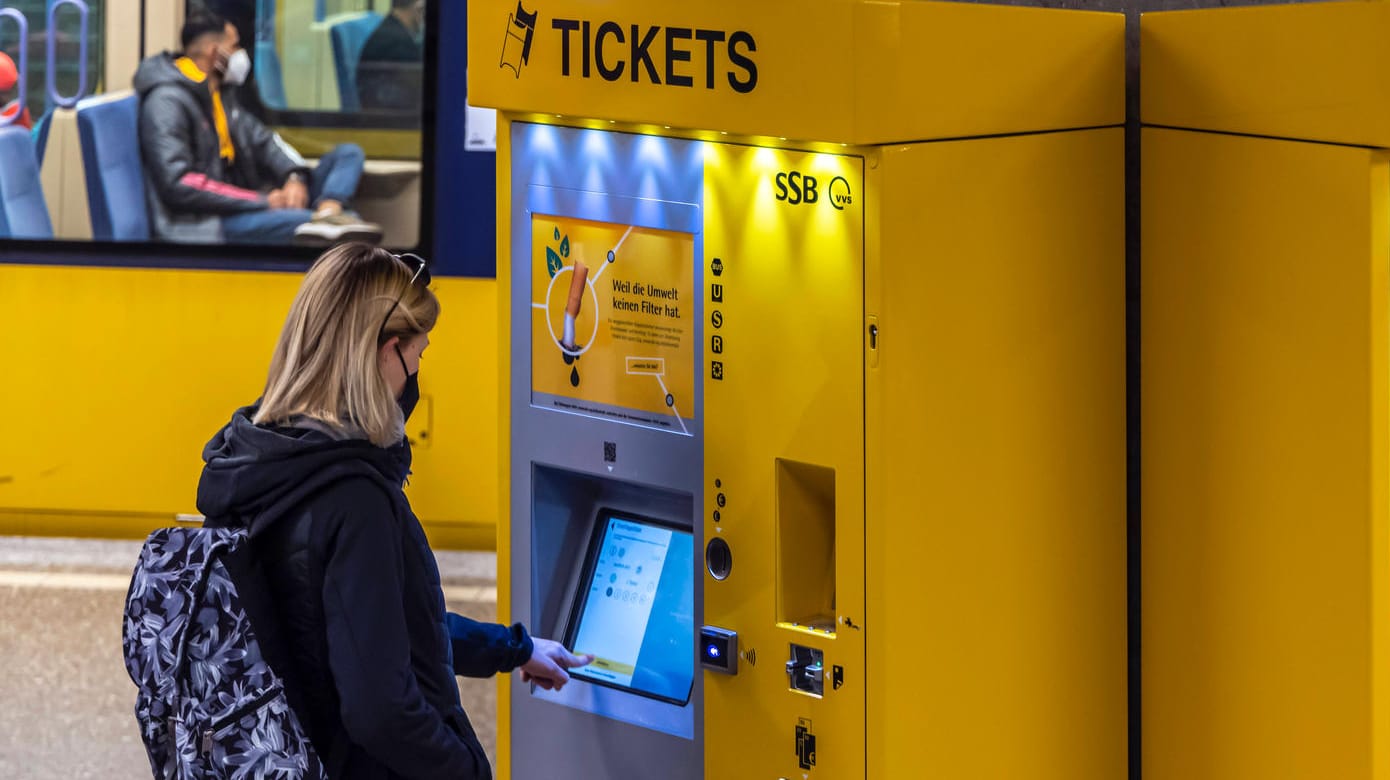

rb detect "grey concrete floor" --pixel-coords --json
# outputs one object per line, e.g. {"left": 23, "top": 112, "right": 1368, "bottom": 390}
{"left": 0, "top": 536, "right": 499, "bottom": 779}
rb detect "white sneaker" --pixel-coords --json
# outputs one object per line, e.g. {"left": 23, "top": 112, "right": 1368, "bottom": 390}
{"left": 293, "top": 212, "right": 384, "bottom": 246}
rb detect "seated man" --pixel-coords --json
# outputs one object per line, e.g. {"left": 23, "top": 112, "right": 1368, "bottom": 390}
{"left": 134, "top": 12, "right": 381, "bottom": 245}
{"left": 357, "top": 0, "right": 424, "bottom": 112}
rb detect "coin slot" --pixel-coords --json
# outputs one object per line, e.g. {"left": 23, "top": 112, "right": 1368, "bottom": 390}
{"left": 706, "top": 537, "right": 733, "bottom": 580}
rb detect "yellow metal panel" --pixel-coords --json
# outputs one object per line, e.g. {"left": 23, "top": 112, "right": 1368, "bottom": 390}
{"left": 493, "top": 114, "right": 515, "bottom": 780}
{"left": 854, "top": 1, "right": 1122, "bottom": 143}
{"left": 1142, "top": 2, "right": 1390, "bottom": 146}
{"left": 0, "top": 509, "right": 195, "bottom": 539}
{"left": 1374, "top": 141, "right": 1390, "bottom": 780}
{"left": 868, "top": 128, "right": 1125, "bottom": 778}
{"left": 0, "top": 266, "right": 296, "bottom": 517}
{"left": 702, "top": 143, "right": 866, "bottom": 779}
{"left": 1142, "top": 128, "right": 1390, "bottom": 780}
{"left": 0, "top": 265, "right": 499, "bottom": 549}
{"left": 469, "top": 0, "right": 1121, "bottom": 144}
{"left": 396, "top": 276, "right": 501, "bottom": 539}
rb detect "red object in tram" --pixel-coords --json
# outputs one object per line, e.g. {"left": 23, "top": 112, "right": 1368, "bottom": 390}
{"left": 0, "top": 53, "right": 30, "bottom": 129}
{"left": 0, "top": 51, "right": 16, "bottom": 91}
{"left": 1, "top": 100, "right": 33, "bottom": 129}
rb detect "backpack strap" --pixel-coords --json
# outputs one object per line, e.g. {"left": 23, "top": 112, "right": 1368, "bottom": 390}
{"left": 165, "top": 531, "right": 240, "bottom": 700}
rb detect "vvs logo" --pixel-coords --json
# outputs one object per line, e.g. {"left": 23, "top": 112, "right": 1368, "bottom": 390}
{"left": 826, "top": 176, "right": 852, "bottom": 211}
{"left": 775, "top": 172, "right": 853, "bottom": 211}
{"left": 500, "top": 1, "right": 539, "bottom": 77}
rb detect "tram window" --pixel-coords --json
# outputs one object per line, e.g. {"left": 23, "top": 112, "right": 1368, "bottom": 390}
{"left": 202, "top": 0, "right": 426, "bottom": 157}
{"left": 0, "top": 0, "right": 427, "bottom": 250}
{"left": 1, "top": 0, "right": 107, "bottom": 123}
{"left": 182, "top": 0, "right": 428, "bottom": 248}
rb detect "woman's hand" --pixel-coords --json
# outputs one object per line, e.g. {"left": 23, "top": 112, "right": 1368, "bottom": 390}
{"left": 519, "top": 638, "right": 594, "bottom": 691}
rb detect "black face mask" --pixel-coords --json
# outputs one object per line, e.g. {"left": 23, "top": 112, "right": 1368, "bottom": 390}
{"left": 395, "top": 345, "right": 420, "bottom": 422}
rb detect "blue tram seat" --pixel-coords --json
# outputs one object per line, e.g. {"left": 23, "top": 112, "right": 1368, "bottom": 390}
{"left": 254, "top": 39, "right": 288, "bottom": 111}
{"left": 329, "top": 12, "right": 380, "bottom": 112}
{"left": 0, "top": 125, "right": 54, "bottom": 238}
{"left": 75, "top": 90, "right": 150, "bottom": 241}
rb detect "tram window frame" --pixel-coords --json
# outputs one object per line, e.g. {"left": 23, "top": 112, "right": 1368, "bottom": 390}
{"left": 243, "top": 0, "right": 428, "bottom": 138}
{"left": 0, "top": 0, "right": 439, "bottom": 269}
{"left": 2, "top": 0, "right": 108, "bottom": 123}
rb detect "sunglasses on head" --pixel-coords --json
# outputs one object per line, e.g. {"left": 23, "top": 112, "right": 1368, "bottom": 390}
{"left": 378, "top": 253, "right": 431, "bottom": 341}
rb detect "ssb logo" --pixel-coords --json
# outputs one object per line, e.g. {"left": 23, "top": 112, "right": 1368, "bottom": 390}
{"left": 774, "top": 171, "right": 818, "bottom": 205}
{"left": 775, "top": 172, "right": 853, "bottom": 211}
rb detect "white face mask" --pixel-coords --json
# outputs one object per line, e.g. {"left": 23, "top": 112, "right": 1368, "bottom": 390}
{"left": 221, "top": 48, "right": 251, "bottom": 86}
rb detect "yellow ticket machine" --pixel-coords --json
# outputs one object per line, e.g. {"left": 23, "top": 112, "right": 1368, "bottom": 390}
{"left": 470, "top": 2, "right": 1125, "bottom": 777}
{"left": 1142, "top": 4, "right": 1390, "bottom": 779}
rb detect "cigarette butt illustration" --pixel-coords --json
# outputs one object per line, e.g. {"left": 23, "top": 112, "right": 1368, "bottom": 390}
{"left": 566, "top": 262, "right": 589, "bottom": 316}
{"left": 562, "top": 262, "right": 589, "bottom": 349}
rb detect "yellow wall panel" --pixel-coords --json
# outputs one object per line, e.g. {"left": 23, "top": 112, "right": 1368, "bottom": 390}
{"left": 869, "top": 128, "right": 1126, "bottom": 779}
{"left": 1142, "top": 127, "right": 1390, "bottom": 780}
{"left": 1142, "top": 2, "right": 1390, "bottom": 146}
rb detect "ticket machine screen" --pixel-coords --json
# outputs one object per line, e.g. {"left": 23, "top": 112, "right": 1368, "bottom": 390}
{"left": 565, "top": 510, "right": 694, "bottom": 705}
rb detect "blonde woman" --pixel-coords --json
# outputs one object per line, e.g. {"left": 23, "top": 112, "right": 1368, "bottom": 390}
{"left": 196, "top": 243, "right": 589, "bottom": 778}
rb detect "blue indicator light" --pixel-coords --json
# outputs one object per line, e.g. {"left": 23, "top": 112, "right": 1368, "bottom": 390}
{"left": 706, "top": 645, "right": 720, "bottom": 659}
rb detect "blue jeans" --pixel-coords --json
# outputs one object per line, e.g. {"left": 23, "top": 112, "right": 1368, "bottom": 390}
{"left": 221, "top": 144, "right": 366, "bottom": 244}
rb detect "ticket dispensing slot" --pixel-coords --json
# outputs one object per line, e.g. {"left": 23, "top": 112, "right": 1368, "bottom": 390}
{"left": 787, "top": 644, "right": 825, "bottom": 697}
{"left": 776, "top": 459, "right": 837, "bottom": 633}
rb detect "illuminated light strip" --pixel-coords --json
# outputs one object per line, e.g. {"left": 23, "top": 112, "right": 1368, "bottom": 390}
{"left": 0, "top": 570, "right": 497, "bottom": 603}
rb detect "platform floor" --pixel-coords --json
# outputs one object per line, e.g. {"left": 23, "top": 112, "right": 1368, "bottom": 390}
{"left": 0, "top": 536, "right": 500, "bottom": 778}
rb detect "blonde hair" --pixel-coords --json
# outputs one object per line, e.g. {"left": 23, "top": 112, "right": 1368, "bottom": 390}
{"left": 255, "top": 243, "right": 439, "bottom": 447}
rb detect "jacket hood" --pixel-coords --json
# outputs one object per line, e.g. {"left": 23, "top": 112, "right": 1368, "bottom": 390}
{"left": 133, "top": 51, "right": 207, "bottom": 100}
{"left": 196, "top": 404, "right": 409, "bottom": 536}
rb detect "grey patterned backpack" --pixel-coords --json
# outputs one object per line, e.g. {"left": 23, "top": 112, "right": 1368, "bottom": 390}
{"left": 122, "top": 526, "right": 329, "bottom": 779}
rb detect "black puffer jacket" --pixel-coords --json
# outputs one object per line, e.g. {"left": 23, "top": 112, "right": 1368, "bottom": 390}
{"left": 133, "top": 52, "right": 308, "bottom": 242}
{"left": 197, "top": 405, "right": 532, "bottom": 780}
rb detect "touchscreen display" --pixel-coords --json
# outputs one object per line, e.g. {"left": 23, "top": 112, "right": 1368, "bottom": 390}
{"left": 566, "top": 511, "right": 694, "bottom": 705}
